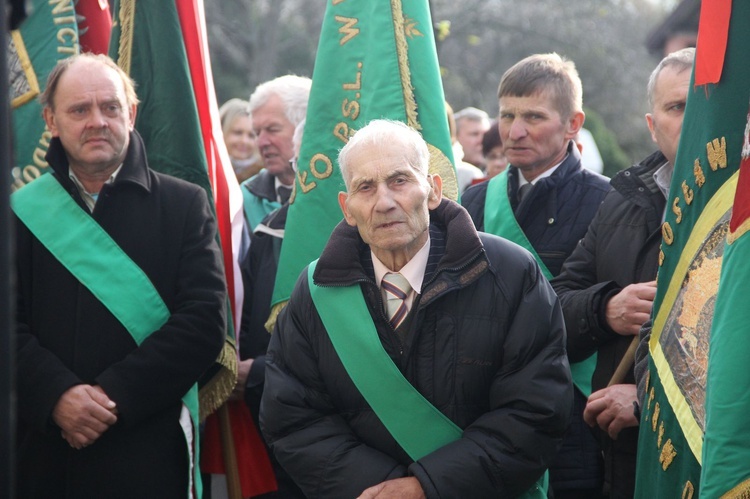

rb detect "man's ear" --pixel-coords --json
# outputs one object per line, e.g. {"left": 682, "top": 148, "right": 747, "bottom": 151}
{"left": 43, "top": 107, "right": 59, "bottom": 137}
{"left": 427, "top": 174, "right": 443, "bottom": 210}
{"left": 338, "top": 191, "right": 356, "bottom": 226}
{"left": 565, "top": 110, "right": 585, "bottom": 139}
{"left": 128, "top": 104, "right": 138, "bottom": 130}
{"left": 646, "top": 113, "right": 657, "bottom": 143}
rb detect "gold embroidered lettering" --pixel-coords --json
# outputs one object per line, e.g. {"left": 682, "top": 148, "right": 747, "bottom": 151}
{"left": 673, "top": 197, "right": 682, "bottom": 224}
{"left": 682, "top": 481, "right": 694, "bottom": 499}
{"left": 342, "top": 67, "right": 362, "bottom": 91}
{"left": 296, "top": 170, "right": 316, "bottom": 194}
{"left": 333, "top": 122, "right": 351, "bottom": 144}
{"left": 341, "top": 98, "right": 360, "bottom": 120}
{"left": 660, "top": 439, "right": 677, "bottom": 470}
{"left": 648, "top": 387, "right": 655, "bottom": 410}
{"left": 658, "top": 421, "right": 665, "bottom": 448}
{"left": 652, "top": 402, "right": 660, "bottom": 432}
{"left": 694, "top": 159, "right": 706, "bottom": 187}
{"left": 659, "top": 249, "right": 665, "bottom": 267}
{"left": 49, "top": 0, "right": 74, "bottom": 15}
{"left": 309, "top": 153, "right": 334, "bottom": 180}
{"left": 682, "top": 181, "right": 694, "bottom": 205}
{"left": 335, "top": 16, "right": 360, "bottom": 46}
{"left": 662, "top": 222, "right": 674, "bottom": 246}
{"left": 706, "top": 137, "right": 727, "bottom": 171}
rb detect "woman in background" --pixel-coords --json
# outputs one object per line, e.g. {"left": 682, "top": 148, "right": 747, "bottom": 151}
{"left": 220, "top": 98, "right": 263, "bottom": 183}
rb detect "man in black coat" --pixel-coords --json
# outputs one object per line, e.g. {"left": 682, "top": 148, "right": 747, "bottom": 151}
{"left": 551, "top": 47, "right": 695, "bottom": 498}
{"left": 260, "top": 119, "right": 572, "bottom": 498}
{"left": 462, "top": 53, "right": 611, "bottom": 498}
{"left": 14, "top": 54, "right": 226, "bottom": 498}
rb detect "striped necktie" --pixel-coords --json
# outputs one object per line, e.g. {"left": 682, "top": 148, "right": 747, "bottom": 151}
{"left": 382, "top": 272, "right": 411, "bottom": 329}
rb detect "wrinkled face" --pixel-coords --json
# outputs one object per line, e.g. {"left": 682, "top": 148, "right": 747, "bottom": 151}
{"left": 646, "top": 65, "right": 691, "bottom": 166}
{"left": 499, "top": 91, "right": 581, "bottom": 180}
{"left": 225, "top": 115, "right": 258, "bottom": 161}
{"left": 338, "top": 140, "right": 442, "bottom": 267}
{"left": 252, "top": 94, "right": 295, "bottom": 180}
{"left": 484, "top": 144, "right": 507, "bottom": 178}
{"left": 456, "top": 119, "right": 490, "bottom": 166}
{"left": 44, "top": 59, "right": 136, "bottom": 173}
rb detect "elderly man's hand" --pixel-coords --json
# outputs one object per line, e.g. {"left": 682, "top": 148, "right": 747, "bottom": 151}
{"left": 605, "top": 281, "right": 656, "bottom": 336}
{"left": 53, "top": 384, "right": 117, "bottom": 449}
{"left": 584, "top": 384, "right": 639, "bottom": 439}
{"left": 230, "top": 358, "right": 254, "bottom": 401}
{"left": 357, "top": 477, "right": 426, "bottom": 499}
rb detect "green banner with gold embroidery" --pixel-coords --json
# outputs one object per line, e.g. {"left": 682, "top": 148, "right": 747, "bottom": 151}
{"left": 270, "top": 0, "right": 457, "bottom": 311}
{"left": 700, "top": 8, "right": 750, "bottom": 493}
{"left": 635, "top": 1, "right": 750, "bottom": 496}
{"left": 701, "top": 157, "right": 750, "bottom": 497}
{"left": 9, "top": 0, "right": 79, "bottom": 190}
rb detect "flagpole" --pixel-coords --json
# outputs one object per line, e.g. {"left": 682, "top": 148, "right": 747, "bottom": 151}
{"left": 1, "top": 4, "right": 18, "bottom": 498}
{"left": 218, "top": 404, "right": 242, "bottom": 499}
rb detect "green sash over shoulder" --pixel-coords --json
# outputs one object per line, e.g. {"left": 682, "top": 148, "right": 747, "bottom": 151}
{"left": 484, "top": 170, "right": 595, "bottom": 397}
{"left": 241, "top": 175, "right": 280, "bottom": 232}
{"left": 307, "top": 260, "right": 547, "bottom": 498}
{"left": 11, "top": 174, "right": 203, "bottom": 498}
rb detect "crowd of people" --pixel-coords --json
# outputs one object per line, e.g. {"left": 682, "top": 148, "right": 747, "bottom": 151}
{"left": 14, "top": 42, "right": 695, "bottom": 498}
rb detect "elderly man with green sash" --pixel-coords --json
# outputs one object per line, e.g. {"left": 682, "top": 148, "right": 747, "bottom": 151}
{"left": 461, "top": 53, "right": 611, "bottom": 499}
{"left": 260, "top": 119, "right": 572, "bottom": 498}
{"left": 13, "top": 54, "right": 226, "bottom": 498}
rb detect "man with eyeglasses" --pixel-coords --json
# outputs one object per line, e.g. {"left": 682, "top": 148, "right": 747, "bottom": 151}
{"left": 240, "top": 75, "right": 311, "bottom": 231}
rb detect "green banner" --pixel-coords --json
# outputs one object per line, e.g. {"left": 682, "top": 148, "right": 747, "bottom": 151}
{"left": 635, "top": 2, "right": 750, "bottom": 496}
{"left": 271, "top": 0, "right": 457, "bottom": 308}
{"left": 700, "top": 6, "right": 750, "bottom": 494}
{"left": 109, "top": 0, "right": 211, "bottom": 196}
{"left": 9, "top": 0, "right": 79, "bottom": 190}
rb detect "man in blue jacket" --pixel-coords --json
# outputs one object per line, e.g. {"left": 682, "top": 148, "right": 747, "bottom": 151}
{"left": 462, "top": 53, "right": 611, "bottom": 498}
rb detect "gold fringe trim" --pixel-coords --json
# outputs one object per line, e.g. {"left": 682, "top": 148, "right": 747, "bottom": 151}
{"left": 265, "top": 300, "right": 288, "bottom": 333}
{"left": 198, "top": 340, "right": 237, "bottom": 421}
{"left": 9, "top": 31, "right": 41, "bottom": 108}
{"left": 721, "top": 479, "right": 750, "bottom": 499}
{"left": 391, "top": 0, "right": 420, "bottom": 130}
{"left": 727, "top": 217, "right": 750, "bottom": 245}
{"left": 116, "top": 0, "right": 136, "bottom": 75}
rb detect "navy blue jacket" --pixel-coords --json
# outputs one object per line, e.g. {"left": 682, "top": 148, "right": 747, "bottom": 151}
{"left": 461, "top": 141, "right": 611, "bottom": 277}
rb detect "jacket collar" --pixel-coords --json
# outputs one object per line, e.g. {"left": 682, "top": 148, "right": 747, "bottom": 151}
{"left": 243, "top": 169, "right": 277, "bottom": 202}
{"left": 611, "top": 150, "right": 668, "bottom": 207}
{"left": 45, "top": 130, "right": 152, "bottom": 194}
{"left": 508, "top": 140, "right": 583, "bottom": 194}
{"left": 313, "top": 199, "right": 486, "bottom": 289}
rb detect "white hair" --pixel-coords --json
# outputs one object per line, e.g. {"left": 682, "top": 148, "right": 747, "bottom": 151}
{"left": 338, "top": 119, "right": 429, "bottom": 189}
{"left": 249, "top": 75, "right": 312, "bottom": 126}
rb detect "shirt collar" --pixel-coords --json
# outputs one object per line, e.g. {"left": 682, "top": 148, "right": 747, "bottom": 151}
{"left": 517, "top": 153, "right": 567, "bottom": 187}
{"left": 372, "top": 235, "right": 431, "bottom": 294}
{"left": 69, "top": 164, "right": 123, "bottom": 211}
{"left": 653, "top": 161, "right": 673, "bottom": 199}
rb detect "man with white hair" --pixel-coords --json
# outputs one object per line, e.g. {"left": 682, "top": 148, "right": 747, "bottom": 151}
{"left": 260, "top": 119, "right": 572, "bottom": 498}
{"left": 242, "top": 75, "right": 311, "bottom": 231}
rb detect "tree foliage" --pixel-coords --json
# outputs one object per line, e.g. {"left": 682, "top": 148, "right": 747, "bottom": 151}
{"left": 206, "top": 0, "right": 670, "bottom": 169}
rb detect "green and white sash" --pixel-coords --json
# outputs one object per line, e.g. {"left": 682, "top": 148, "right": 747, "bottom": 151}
{"left": 484, "top": 169, "right": 595, "bottom": 397}
{"left": 241, "top": 176, "right": 280, "bottom": 232}
{"left": 308, "top": 260, "right": 547, "bottom": 498}
{"left": 12, "top": 174, "right": 202, "bottom": 499}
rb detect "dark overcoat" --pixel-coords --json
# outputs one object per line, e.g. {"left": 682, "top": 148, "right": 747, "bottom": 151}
{"left": 15, "top": 131, "right": 226, "bottom": 498}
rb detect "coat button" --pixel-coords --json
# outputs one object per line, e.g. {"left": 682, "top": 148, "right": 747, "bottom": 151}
{"left": 548, "top": 218, "right": 555, "bottom": 224}
{"left": 638, "top": 187, "right": 645, "bottom": 192}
